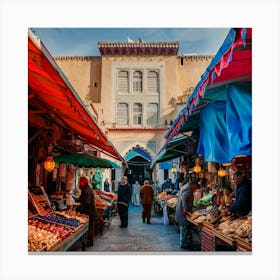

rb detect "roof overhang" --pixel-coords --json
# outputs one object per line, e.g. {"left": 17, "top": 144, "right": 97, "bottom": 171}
{"left": 28, "top": 29, "right": 125, "bottom": 163}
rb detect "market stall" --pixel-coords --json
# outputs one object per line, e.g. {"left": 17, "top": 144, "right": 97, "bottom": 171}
{"left": 28, "top": 29, "right": 125, "bottom": 252}
{"left": 151, "top": 28, "right": 252, "bottom": 252}
{"left": 28, "top": 185, "right": 89, "bottom": 252}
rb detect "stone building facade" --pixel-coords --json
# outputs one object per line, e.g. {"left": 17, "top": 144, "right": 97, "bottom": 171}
{"left": 54, "top": 41, "right": 213, "bottom": 186}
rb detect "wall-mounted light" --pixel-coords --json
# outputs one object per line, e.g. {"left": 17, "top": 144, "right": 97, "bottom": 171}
{"left": 44, "top": 156, "right": 55, "bottom": 172}
{"left": 171, "top": 166, "right": 177, "bottom": 173}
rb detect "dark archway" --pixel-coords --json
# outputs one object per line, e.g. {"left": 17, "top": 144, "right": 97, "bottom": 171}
{"left": 124, "top": 147, "right": 153, "bottom": 185}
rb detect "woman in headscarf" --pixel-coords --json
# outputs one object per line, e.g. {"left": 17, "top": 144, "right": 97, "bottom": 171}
{"left": 77, "top": 176, "right": 97, "bottom": 246}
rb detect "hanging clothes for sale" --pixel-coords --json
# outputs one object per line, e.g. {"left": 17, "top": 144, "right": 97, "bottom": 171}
{"left": 91, "top": 167, "right": 103, "bottom": 190}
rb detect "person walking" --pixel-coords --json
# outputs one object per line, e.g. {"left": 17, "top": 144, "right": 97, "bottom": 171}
{"left": 117, "top": 176, "right": 132, "bottom": 228}
{"left": 103, "top": 178, "right": 110, "bottom": 192}
{"left": 76, "top": 176, "right": 97, "bottom": 246}
{"left": 140, "top": 180, "right": 154, "bottom": 224}
{"left": 175, "top": 180, "right": 198, "bottom": 249}
{"left": 152, "top": 180, "right": 161, "bottom": 197}
{"left": 131, "top": 180, "right": 141, "bottom": 206}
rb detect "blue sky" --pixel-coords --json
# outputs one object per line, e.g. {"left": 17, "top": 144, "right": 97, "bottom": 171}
{"left": 32, "top": 28, "right": 230, "bottom": 57}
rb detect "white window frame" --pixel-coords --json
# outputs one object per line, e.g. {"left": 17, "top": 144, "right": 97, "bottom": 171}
{"left": 116, "top": 102, "right": 129, "bottom": 125}
{"left": 133, "top": 103, "right": 143, "bottom": 125}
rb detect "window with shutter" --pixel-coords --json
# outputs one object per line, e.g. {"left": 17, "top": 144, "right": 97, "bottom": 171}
{"left": 133, "top": 103, "right": 143, "bottom": 125}
{"left": 147, "top": 103, "right": 158, "bottom": 126}
{"left": 118, "top": 70, "right": 129, "bottom": 93}
{"left": 133, "top": 71, "right": 142, "bottom": 93}
{"left": 147, "top": 71, "right": 158, "bottom": 93}
{"left": 116, "top": 103, "right": 129, "bottom": 125}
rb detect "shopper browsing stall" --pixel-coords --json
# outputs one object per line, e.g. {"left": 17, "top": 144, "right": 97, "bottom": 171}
{"left": 76, "top": 177, "right": 97, "bottom": 246}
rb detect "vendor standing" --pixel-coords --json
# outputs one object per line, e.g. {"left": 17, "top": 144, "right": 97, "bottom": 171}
{"left": 175, "top": 180, "right": 198, "bottom": 250}
{"left": 225, "top": 171, "right": 251, "bottom": 217}
{"left": 76, "top": 176, "right": 97, "bottom": 246}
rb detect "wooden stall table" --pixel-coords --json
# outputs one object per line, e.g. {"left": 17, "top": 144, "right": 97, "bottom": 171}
{"left": 236, "top": 237, "right": 252, "bottom": 252}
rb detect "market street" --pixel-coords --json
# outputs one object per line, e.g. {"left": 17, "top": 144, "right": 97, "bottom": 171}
{"left": 73, "top": 204, "right": 186, "bottom": 253}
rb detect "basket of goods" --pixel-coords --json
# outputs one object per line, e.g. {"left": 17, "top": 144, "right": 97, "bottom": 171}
{"left": 156, "top": 192, "right": 167, "bottom": 199}
{"left": 166, "top": 197, "right": 178, "bottom": 208}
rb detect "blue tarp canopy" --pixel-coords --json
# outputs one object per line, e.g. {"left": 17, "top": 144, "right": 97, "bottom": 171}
{"left": 197, "top": 82, "right": 251, "bottom": 163}
{"left": 158, "top": 28, "right": 252, "bottom": 164}
{"left": 166, "top": 28, "right": 251, "bottom": 141}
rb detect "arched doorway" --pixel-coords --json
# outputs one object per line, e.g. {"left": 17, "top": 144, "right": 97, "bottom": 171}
{"left": 124, "top": 147, "right": 152, "bottom": 185}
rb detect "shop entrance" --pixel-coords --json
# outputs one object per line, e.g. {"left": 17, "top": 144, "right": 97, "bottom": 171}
{"left": 124, "top": 147, "right": 152, "bottom": 185}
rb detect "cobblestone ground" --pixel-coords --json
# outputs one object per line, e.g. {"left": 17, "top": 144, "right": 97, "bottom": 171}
{"left": 71, "top": 204, "right": 191, "bottom": 253}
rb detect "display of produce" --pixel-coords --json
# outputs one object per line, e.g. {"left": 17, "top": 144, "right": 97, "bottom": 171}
{"left": 94, "top": 194, "right": 108, "bottom": 209}
{"left": 156, "top": 192, "right": 167, "bottom": 199}
{"left": 37, "top": 214, "right": 81, "bottom": 228}
{"left": 166, "top": 197, "right": 178, "bottom": 208}
{"left": 94, "top": 189, "right": 117, "bottom": 201}
{"left": 216, "top": 216, "right": 252, "bottom": 243}
{"left": 48, "top": 191, "right": 67, "bottom": 200}
{"left": 194, "top": 192, "right": 216, "bottom": 206}
{"left": 28, "top": 225, "right": 61, "bottom": 251}
{"left": 58, "top": 211, "right": 89, "bottom": 224}
{"left": 205, "top": 207, "right": 221, "bottom": 224}
{"left": 28, "top": 190, "right": 52, "bottom": 216}
{"left": 29, "top": 218, "right": 71, "bottom": 240}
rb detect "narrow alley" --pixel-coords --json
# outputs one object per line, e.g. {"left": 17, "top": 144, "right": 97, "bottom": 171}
{"left": 73, "top": 204, "right": 188, "bottom": 253}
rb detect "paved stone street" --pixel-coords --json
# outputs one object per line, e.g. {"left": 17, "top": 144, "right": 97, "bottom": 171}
{"left": 72, "top": 204, "right": 190, "bottom": 253}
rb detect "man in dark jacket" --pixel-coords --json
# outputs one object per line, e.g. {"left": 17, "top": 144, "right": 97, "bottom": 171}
{"left": 76, "top": 176, "right": 97, "bottom": 246}
{"left": 226, "top": 171, "right": 251, "bottom": 217}
{"left": 140, "top": 180, "right": 154, "bottom": 224}
{"left": 117, "top": 176, "right": 132, "bottom": 228}
{"left": 175, "top": 180, "right": 198, "bottom": 249}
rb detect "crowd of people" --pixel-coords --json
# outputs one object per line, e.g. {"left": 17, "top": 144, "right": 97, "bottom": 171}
{"left": 73, "top": 171, "right": 251, "bottom": 250}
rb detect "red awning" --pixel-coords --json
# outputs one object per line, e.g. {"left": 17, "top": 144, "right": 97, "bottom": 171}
{"left": 28, "top": 30, "right": 124, "bottom": 162}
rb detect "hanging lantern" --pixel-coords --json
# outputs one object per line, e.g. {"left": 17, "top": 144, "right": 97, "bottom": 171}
{"left": 218, "top": 168, "right": 227, "bottom": 177}
{"left": 171, "top": 166, "right": 177, "bottom": 173}
{"left": 44, "top": 157, "right": 55, "bottom": 172}
{"left": 193, "top": 165, "right": 201, "bottom": 173}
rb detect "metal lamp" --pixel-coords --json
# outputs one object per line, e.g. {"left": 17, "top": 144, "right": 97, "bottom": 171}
{"left": 218, "top": 168, "right": 227, "bottom": 177}
{"left": 44, "top": 156, "right": 55, "bottom": 172}
{"left": 171, "top": 166, "right": 177, "bottom": 173}
{"left": 193, "top": 165, "right": 201, "bottom": 173}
